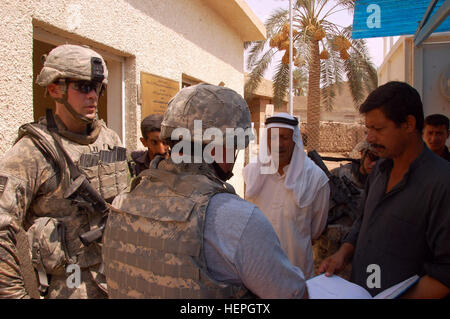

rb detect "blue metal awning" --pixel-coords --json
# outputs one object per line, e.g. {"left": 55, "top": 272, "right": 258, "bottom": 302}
{"left": 352, "top": 0, "right": 450, "bottom": 42}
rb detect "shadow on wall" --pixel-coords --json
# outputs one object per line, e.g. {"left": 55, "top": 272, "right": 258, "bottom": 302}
{"left": 125, "top": 0, "right": 242, "bottom": 71}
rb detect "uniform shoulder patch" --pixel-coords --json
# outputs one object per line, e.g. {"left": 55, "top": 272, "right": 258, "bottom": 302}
{"left": 0, "top": 176, "right": 8, "bottom": 199}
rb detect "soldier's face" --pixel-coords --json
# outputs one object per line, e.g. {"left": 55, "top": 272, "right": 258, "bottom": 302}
{"left": 66, "top": 80, "right": 100, "bottom": 121}
{"left": 211, "top": 146, "right": 238, "bottom": 173}
{"left": 48, "top": 80, "right": 100, "bottom": 121}
{"left": 361, "top": 150, "right": 378, "bottom": 175}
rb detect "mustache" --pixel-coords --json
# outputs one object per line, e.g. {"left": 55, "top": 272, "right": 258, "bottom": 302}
{"left": 371, "top": 143, "right": 385, "bottom": 149}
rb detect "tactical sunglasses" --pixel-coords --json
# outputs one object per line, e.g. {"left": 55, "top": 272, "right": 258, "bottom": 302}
{"left": 68, "top": 80, "right": 104, "bottom": 95}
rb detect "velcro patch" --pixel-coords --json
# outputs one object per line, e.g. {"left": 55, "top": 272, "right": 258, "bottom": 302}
{"left": 91, "top": 57, "right": 104, "bottom": 82}
{"left": 0, "top": 176, "right": 8, "bottom": 199}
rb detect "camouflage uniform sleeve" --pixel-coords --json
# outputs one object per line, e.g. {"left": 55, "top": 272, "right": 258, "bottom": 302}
{"left": 342, "top": 187, "right": 368, "bottom": 247}
{"left": 0, "top": 137, "right": 53, "bottom": 298}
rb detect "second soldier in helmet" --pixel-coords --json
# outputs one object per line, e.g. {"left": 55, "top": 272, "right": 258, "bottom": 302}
{"left": 103, "top": 84, "right": 310, "bottom": 298}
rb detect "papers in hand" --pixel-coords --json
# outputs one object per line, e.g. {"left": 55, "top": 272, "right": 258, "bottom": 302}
{"left": 306, "top": 274, "right": 420, "bottom": 299}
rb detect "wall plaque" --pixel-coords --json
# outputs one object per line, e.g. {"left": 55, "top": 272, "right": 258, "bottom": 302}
{"left": 141, "top": 72, "right": 179, "bottom": 118}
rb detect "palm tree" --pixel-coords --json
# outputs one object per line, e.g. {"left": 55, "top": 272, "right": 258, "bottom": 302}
{"left": 293, "top": 68, "right": 308, "bottom": 96}
{"left": 245, "top": 0, "right": 378, "bottom": 151}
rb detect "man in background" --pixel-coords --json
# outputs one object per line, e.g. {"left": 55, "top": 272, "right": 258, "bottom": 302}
{"left": 243, "top": 113, "right": 330, "bottom": 279}
{"left": 130, "top": 114, "right": 169, "bottom": 176}
{"left": 423, "top": 114, "right": 449, "bottom": 161}
{"left": 313, "top": 140, "right": 379, "bottom": 279}
{"left": 103, "top": 84, "right": 309, "bottom": 299}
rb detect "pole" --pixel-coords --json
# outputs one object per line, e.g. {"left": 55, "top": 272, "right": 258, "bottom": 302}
{"left": 289, "top": 0, "right": 293, "bottom": 115}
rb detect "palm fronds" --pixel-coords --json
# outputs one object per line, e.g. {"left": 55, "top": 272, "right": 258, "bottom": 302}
{"left": 245, "top": 0, "right": 378, "bottom": 149}
{"left": 273, "top": 62, "right": 290, "bottom": 108}
{"left": 265, "top": 8, "right": 288, "bottom": 37}
{"left": 246, "top": 40, "right": 269, "bottom": 70}
{"left": 244, "top": 49, "right": 275, "bottom": 99}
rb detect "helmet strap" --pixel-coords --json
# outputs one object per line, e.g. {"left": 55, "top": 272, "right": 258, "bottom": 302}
{"left": 212, "top": 161, "right": 234, "bottom": 181}
{"left": 360, "top": 151, "right": 368, "bottom": 175}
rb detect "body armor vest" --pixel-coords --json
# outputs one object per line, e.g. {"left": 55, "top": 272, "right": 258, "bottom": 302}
{"left": 103, "top": 159, "right": 250, "bottom": 298}
{"left": 16, "top": 118, "right": 128, "bottom": 297}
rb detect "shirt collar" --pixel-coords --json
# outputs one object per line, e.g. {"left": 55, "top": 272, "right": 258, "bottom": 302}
{"left": 135, "top": 150, "right": 150, "bottom": 167}
{"left": 378, "top": 143, "right": 430, "bottom": 175}
{"left": 274, "top": 164, "right": 290, "bottom": 178}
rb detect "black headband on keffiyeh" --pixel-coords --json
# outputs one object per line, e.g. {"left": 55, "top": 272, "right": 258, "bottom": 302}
{"left": 243, "top": 112, "right": 329, "bottom": 208}
{"left": 265, "top": 116, "right": 299, "bottom": 127}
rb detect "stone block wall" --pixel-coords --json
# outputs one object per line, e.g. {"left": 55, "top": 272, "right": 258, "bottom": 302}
{"left": 301, "top": 121, "right": 366, "bottom": 153}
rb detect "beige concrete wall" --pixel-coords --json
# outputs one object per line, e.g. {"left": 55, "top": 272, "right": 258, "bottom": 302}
{"left": 378, "top": 34, "right": 450, "bottom": 147}
{"left": 378, "top": 38, "right": 407, "bottom": 85}
{"left": 0, "top": 0, "right": 246, "bottom": 149}
{"left": 0, "top": 1, "right": 34, "bottom": 154}
{"left": 0, "top": 0, "right": 263, "bottom": 197}
{"left": 294, "top": 82, "right": 363, "bottom": 123}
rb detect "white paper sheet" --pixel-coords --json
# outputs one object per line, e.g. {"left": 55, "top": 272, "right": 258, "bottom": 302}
{"left": 306, "top": 274, "right": 372, "bottom": 299}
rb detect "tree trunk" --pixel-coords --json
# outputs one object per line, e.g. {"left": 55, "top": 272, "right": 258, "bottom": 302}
{"left": 306, "top": 39, "right": 321, "bottom": 152}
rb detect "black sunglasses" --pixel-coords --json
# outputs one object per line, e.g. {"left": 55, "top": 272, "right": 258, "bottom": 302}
{"left": 68, "top": 80, "right": 104, "bottom": 95}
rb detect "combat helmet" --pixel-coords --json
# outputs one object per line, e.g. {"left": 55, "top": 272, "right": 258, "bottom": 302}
{"left": 36, "top": 44, "right": 108, "bottom": 123}
{"left": 161, "top": 83, "right": 253, "bottom": 149}
{"left": 354, "top": 140, "right": 374, "bottom": 153}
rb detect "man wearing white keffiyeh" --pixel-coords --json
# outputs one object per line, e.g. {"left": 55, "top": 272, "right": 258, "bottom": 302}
{"left": 243, "top": 113, "right": 330, "bottom": 279}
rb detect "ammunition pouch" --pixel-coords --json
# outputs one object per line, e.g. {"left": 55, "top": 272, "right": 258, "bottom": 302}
{"left": 27, "top": 217, "right": 73, "bottom": 293}
{"left": 79, "top": 150, "right": 128, "bottom": 202}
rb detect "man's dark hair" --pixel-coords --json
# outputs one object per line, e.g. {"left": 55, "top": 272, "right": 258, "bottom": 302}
{"left": 424, "top": 114, "right": 449, "bottom": 130}
{"left": 359, "top": 81, "right": 424, "bottom": 133}
{"left": 141, "top": 114, "right": 163, "bottom": 138}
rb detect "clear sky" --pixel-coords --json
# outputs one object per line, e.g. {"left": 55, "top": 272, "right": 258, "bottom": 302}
{"left": 244, "top": 0, "right": 386, "bottom": 79}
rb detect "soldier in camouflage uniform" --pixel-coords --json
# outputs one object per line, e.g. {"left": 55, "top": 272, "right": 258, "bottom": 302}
{"left": 313, "top": 141, "right": 379, "bottom": 279}
{"left": 0, "top": 44, "right": 128, "bottom": 298}
{"left": 103, "top": 84, "right": 309, "bottom": 299}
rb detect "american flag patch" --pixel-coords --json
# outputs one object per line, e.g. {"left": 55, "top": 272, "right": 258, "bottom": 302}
{"left": 0, "top": 176, "right": 7, "bottom": 199}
